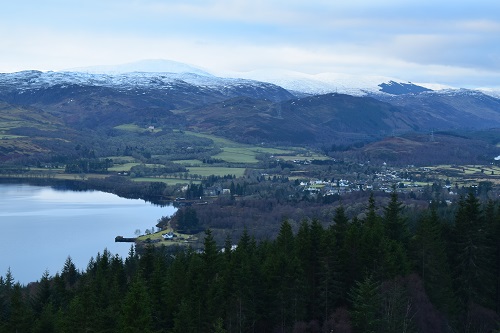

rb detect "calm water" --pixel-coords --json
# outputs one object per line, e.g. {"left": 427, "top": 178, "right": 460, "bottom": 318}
{"left": 0, "top": 184, "right": 176, "bottom": 285}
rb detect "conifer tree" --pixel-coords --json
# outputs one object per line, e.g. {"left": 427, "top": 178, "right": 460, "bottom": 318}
{"left": 412, "top": 205, "right": 456, "bottom": 315}
{"left": 453, "top": 191, "right": 493, "bottom": 311}
{"left": 229, "top": 228, "right": 261, "bottom": 332}
{"left": 201, "top": 229, "right": 224, "bottom": 331}
{"left": 265, "top": 220, "right": 305, "bottom": 332}
{"left": 360, "top": 194, "right": 386, "bottom": 277}
{"left": 342, "top": 217, "right": 363, "bottom": 291}
{"left": 31, "top": 270, "right": 52, "bottom": 315}
{"left": 384, "top": 190, "right": 409, "bottom": 244}
{"left": 349, "top": 275, "right": 381, "bottom": 333}
{"left": 120, "top": 275, "right": 152, "bottom": 333}
{"left": 6, "top": 283, "right": 32, "bottom": 333}
{"left": 331, "top": 204, "right": 350, "bottom": 300}
{"left": 485, "top": 200, "right": 500, "bottom": 314}
{"left": 61, "top": 256, "right": 79, "bottom": 289}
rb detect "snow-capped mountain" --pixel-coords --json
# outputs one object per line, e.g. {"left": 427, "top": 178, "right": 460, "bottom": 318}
{"left": 2, "top": 59, "right": 500, "bottom": 119}
{"left": 3, "top": 59, "right": 496, "bottom": 99}
{"left": 0, "top": 65, "right": 294, "bottom": 103}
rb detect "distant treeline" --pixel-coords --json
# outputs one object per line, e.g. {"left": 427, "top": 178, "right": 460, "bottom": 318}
{"left": 0, "top": 191, "right": 499, "bottom": 333}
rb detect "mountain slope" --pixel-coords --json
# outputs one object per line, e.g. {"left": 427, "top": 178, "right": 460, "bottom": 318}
{"left": 378, "top": 89, "right": 500, "bottom": 130}
{"left": 184, "top": 93, "right": 419, "bottom": 144}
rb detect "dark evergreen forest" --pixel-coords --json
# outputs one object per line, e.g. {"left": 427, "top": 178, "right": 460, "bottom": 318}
{"left": 0, "top": 191, "right": 499, "bottom": 333}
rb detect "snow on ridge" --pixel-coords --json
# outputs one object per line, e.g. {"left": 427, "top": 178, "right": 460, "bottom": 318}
{"left": 477, "top": 87, "right": 500, "bottom": 99}
{"left": 0, "top": 69, "right": 282, "bottom": 93}
{"left": 429, "top": 88, "right": 490, "bottom": 97}
{"left": 226, "top": 69, "right": 411, "bottom": 96}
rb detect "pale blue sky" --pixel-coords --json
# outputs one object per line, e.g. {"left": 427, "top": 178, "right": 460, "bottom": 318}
{"left": 1, "top": 0, "right": 500, "bottom": 87}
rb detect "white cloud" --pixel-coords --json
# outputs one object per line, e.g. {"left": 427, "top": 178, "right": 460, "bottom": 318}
{"left": 2, "top": 0, "right": 500, "bottom": 88}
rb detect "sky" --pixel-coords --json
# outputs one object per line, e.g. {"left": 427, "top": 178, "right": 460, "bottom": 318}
{"left": 1, "top": 0, "right": 500, "bottom": 88}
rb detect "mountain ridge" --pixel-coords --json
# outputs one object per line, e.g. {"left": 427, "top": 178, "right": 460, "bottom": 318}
{"left": 0, "top": 62, "right": 499, "bottom": 155}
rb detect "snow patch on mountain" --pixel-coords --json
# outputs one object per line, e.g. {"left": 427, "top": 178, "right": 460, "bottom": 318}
{"left": 477, "top": 87, "right": 500, "bottom": 99}
{"left": 225, "top": 69, "right": 392, "bottom": 96}
{"left": 66, "top": 59, "right": 212, "bottom": 77}
{"left": 225, "top": 69, "right": 444, "bottom": 96}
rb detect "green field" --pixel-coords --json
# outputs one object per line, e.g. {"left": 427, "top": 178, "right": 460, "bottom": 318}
{"left": 422, "top": 164, "right": 500, "bottom": 185}
{"left": 213, "top": 147, "right": 259, "bottom": 163}
{"left": 187, "top": 166, "right": 246, "bottom": 177}
{"left": 182, "top": 130, "right": 319, "bottom": 164}
{"left": 433, "top": 164, "right": 500, "bottom": 175}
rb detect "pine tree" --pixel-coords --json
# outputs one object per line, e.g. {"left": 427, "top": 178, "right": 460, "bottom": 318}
{"left": 349, "top": 275, "right": 381, "bottom": 333}
{"left": 31, "top": 270, "right": 52, "bottom": 315}
{"left": 342, "top": 218, "right": 363, "bottom": 291}
{"left": 264, "top": 220, "right": 305, "bottom": 331}
{"left": 384, "top": 189, "right": 409, "bottom": 244}
{"left": 120, "top": 275, "right": 152, "bottom": 333}
{"left": 485, "top": 200, "right": 500, "bottom": 314}
{"left": 296, "top": 219, "right": 324, "bottom": 321}
{"left": 318, "top": 224, "right": 343, "bottom": 321}
{"left": 453, "top": 191, "right": 493, "bottom": 311}
{"left": 360, "top": 194, "right": 386, "bottom": 278}
{"left": 6, "top": 283, "right": 32, "bottom": 333}
{"left": 31, "top": 303, "right": 56, "bottom": 333}
{"left": 412, "top": 205, "right": 456, "bottom": 315}
{"left": 229, "top": 228, "right": 262, "bottom": 332}
{"left": 332, "top": 204, "right": 349, "bottom": 246}
{"left": 331, "top": 204, "right": 350, "bottom": 301}
{"left": 61, "top": 256, "right": 78, "bottom": 289}
{"left": 201, "top": 229, "right": 224, "bottom": 331}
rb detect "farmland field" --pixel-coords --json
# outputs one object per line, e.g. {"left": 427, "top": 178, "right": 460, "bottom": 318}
{"left": 182, "top": 130, "right": 320, "bottom": 163}
{"left": 213, "top": 147, "right": 259, "bottom": 163}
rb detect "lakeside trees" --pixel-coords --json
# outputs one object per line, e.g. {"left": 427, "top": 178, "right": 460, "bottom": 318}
{"left": 0, "top": 192, "right": 499, "bottom": 332}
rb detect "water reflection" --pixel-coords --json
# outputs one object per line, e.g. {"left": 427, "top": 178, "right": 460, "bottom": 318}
{"left": 0, "top": 184, "right": 176, "bottom": 285}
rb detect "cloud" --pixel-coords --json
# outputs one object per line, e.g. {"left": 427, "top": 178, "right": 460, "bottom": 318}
{"left": 2, "top": 0, "right": 500, "bottom": 88}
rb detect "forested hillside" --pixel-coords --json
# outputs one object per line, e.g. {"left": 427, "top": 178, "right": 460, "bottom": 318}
{"left": 0, "top": 191, "right": 498, "bottom": 333}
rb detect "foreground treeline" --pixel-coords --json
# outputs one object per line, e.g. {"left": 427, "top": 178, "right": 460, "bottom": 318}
{"left": 0, "top": 192, "right": 499, "bottom": 333}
